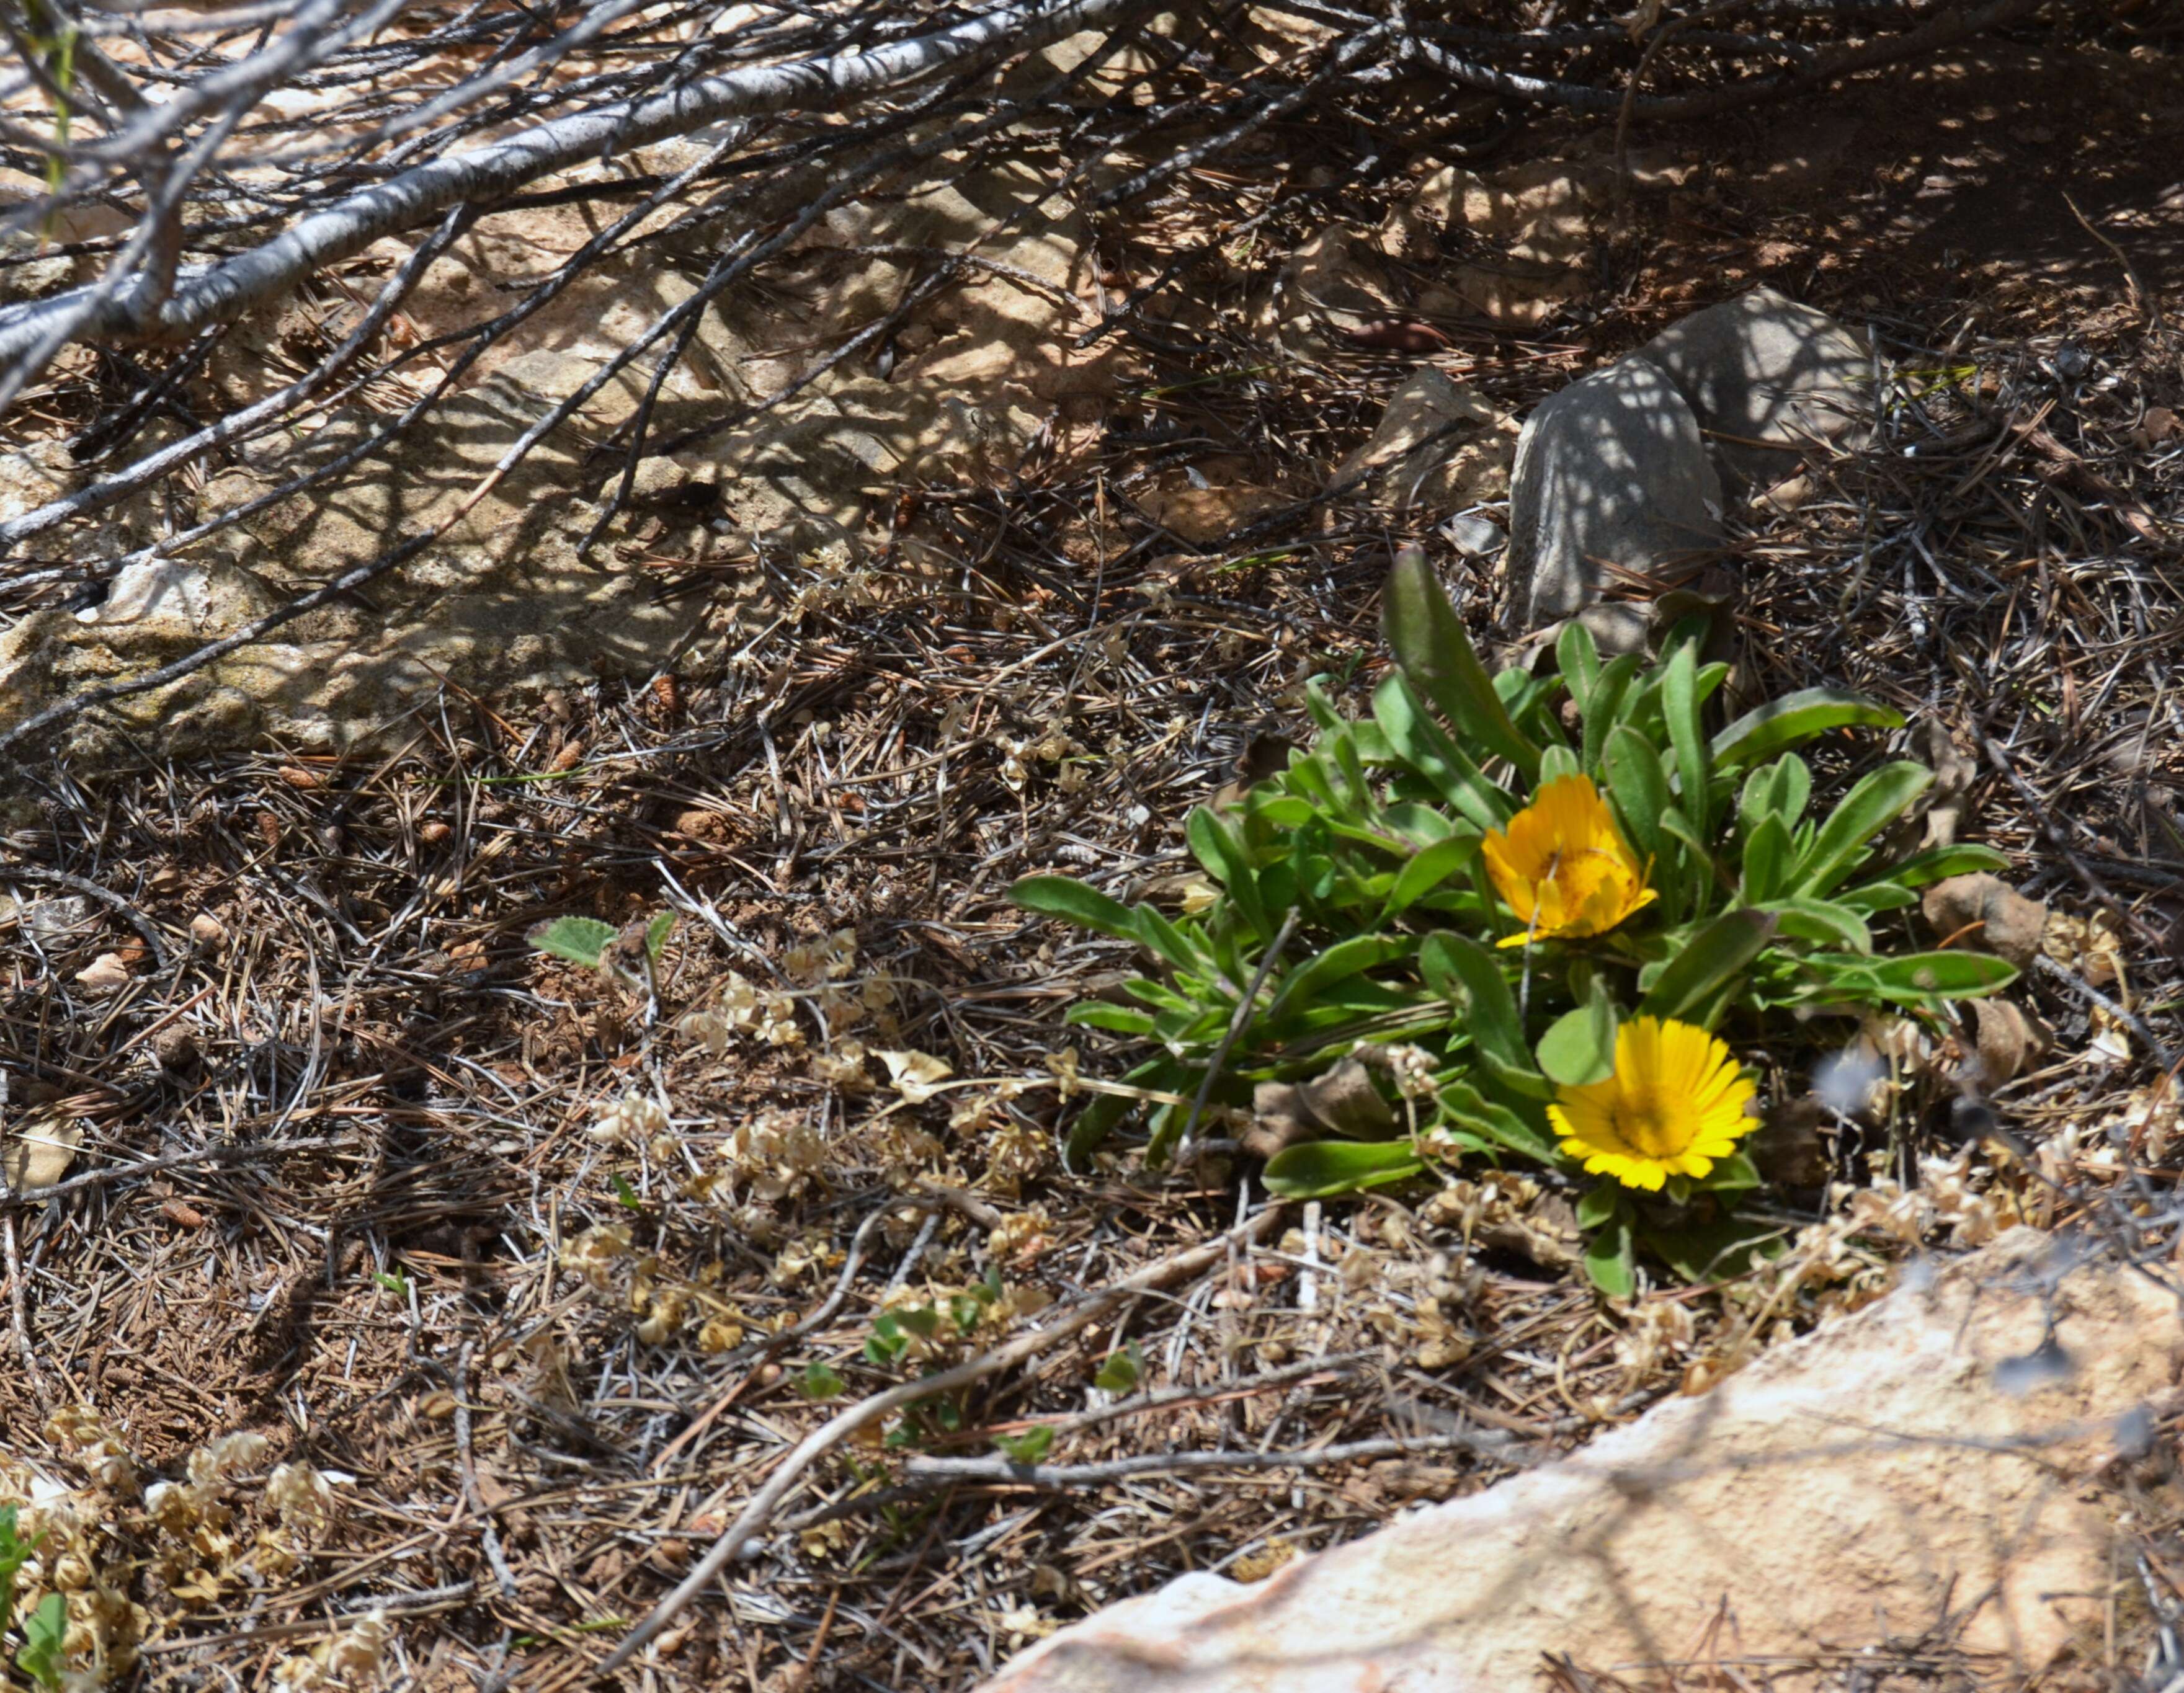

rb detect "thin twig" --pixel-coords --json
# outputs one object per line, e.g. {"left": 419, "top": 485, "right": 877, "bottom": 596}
{"left": 901, "top": 1424, "right": 1533, "bottom": 1488}
{"left": 600, "top": 1204, "right": 1286, "bottom": 1673}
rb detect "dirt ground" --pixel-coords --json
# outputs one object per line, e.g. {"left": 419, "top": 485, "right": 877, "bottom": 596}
{"left": 2, "top": 15, "right": 2182, "bottom": 1693}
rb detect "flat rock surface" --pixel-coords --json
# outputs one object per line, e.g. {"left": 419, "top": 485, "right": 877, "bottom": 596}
{"left": 0, "top": 152, "right": 1099, "bottom": 756}
{"left": 1502, "top": 353, "right": 1722, "bottom": 646}
{"left": 1633, "top": 285, "right": 1871, "bottom": 486}
{"left": 986, "top": 1229, "right": 2175, "bottom": 1693}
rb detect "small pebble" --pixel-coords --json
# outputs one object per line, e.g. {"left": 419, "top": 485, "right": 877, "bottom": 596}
{"left": 1439, "top": 513, "right": 1507, "bottom": 558}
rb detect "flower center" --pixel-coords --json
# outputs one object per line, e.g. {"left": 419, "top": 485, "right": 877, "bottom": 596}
{"left": 1527, "top": 848, "right": 1631, "bottom": 929}
{"left": 1611, "top": 1082, "right": 1695, "bottom": 1159}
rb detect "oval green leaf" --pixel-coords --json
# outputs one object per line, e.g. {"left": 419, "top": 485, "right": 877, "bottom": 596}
{"left": 1383, "top": 547, "right": 1540, "bottom": 780}
{"left": 1638, "top": 909, "right": 1778, "bottom": 1024}
{"left": 1263, "top": 1139, "right": 1426, "bottom": 1199}
{"left": 1711, "top": 688, "right": 1905, "bottom": 771}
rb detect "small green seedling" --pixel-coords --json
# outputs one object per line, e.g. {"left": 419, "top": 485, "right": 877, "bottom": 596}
{"left": 992, "top": 1424, "right": 1056, "bottom": 1465}
{"left": 0, "top": 1504, "right": 62, "bottom": 1688}
{"left": 796, "top": 1361, "right": 844, "bottom": 1400}
{"left": 1093, "top": 1341, "right": 1143, "bottom": 1395}
{"left": 529, "top": 911, "right": 676, "bottom": 1001}
{"left": 16, "top": 1593, "right": 63, "bottom": 1690}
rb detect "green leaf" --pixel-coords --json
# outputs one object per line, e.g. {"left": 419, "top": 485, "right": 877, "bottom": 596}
{"left": 1094, "top": 1341, "right": 1144, "bottom": 1394}
{"left": 1376, "top": 802, "right": 1458, "bottom": 848}
{"left": 864, "top": 1313, "right": 909, "bottom": 1364}
{"left": 1580, "top": 654, "right": 1642, "bottom": 773}
{"left": 1576, "top": 1181, "right": 1626, "bottom": 1230}
{"left": 1382, "top": 546, "right": 1540, "bottom": 780}
{"left": 1536, "top": 985, "right": 1618, "bottom": 1088}
{"left": 1711, "top": 688, "right": 1905, "bottom": 771}
{"left": 1837, "top": 881, "right": 1918, "bottom": 915}
{"left": 1438, "top": 1077, "right": 1558, "bottom": 1163}
{"left": 1602, "top": 724, "right": 1670, "bottom": 868}
{"left": 1701, "top": 1150, "right": 1763, "bottom": 1193}
{"left": 528, "top": 915, "right": 615, "bottom": 968}
{"left": 1063, "top": 1003, "right": 1157, "bottom": 1034}
{"left": 1262, "top": 1138, "right": 1426, "bottom": 1198}
{"left": 1382, "top": 834, "right": 1482, "bottom": 919}
{"left": 1373, "top": 677, "right": 1516, "bottom": 832}
{"left": 1871, "top": 842, "right": 2010, "bottom": 889}
{"left": 1066, "top": 1057, "right": 1183, "bottom": 1167}
{"left": 0, "top": 1504, "right": 43, "bottom": 1640}
{"left": 798, "top": 1362, "right": 845, "bottom": 1400}
{"left": 1583, "top": 1214, "right": 1636, "bottom": 1297}
{"left": 610, "top": 1173, "right": 643, "bottom": 1212}
{"left": 1638, "top": 909, "right": 1778, "bottom": 1024}
{"left": 1763, "top": 895, "right": 1873, "bottom": 953}
{"left": 1419, "top": 933, "right": 1550, "bottom": 1099}
{"left": 1557, "top": 620, "right": 1601, "bottom": 712}
{"left": 903, "top": 1302, "right": 945, "bottom": 1337}
{"left": 644, "top": 910, "right": 676, "bottom": 962}
{"left": 1812, "top": 950, "right": 2018, "bottom": 1004}
{"left": 1265, "top": 934, "right": 1416, "bottom": 1029}
{"left": 1662, "top": 644, "right": 1711, "bottom": 843}
{"left": 17, "top": 1591, "right": 64, "bottom": 1690}
{"left": 994, "top": 1424, "right": 1057, "bottom": 1465}
{"left": 1187, "top": 808, "right": 1270, "bottom": 938}
{"left": 1010, "top": 874, "right": 1138, "bottom": 941}
{"left": 1131, "top": 907, "right": 1206, "bottom": 972}
{"left": 1740, "top": 812, "right": 1793, "bottom": 904}
{"left": 1641, "top": 1214, "right": 1783, "bottom": 1282}
{"left": 1794, "top": 762, "right": 1933, "bottom": 896}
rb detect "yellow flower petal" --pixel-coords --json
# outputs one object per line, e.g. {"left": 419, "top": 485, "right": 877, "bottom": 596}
{"left": 1547, "top": 1016, "right": 1757, "bottom": 1191}
{"left": 1482, "top": 775, "right": 1656, "bottom": 946}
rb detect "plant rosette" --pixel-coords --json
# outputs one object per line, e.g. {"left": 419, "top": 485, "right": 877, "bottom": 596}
{"left": 1012, "top": 548, "right": 2018, "bottom": 1292}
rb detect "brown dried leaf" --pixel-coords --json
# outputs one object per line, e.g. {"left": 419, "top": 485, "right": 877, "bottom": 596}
{"left": 74, "top": 951, "right": 132, "bottom": 992}
{"left": 1245, "top": 1082, "right": 1313, "bottom": 1162}
{"left": 1922, "top": 873, "right": 2046, "bottom": 966}
{"left": 4, "top": 1116, "right": 81, "bottom": 1193}
{"left": 1917, "top": 721, "right": 1977, "bottom": 851}
{"left": 1292, "top": 1059, "right": 1397, "bottom": 1138}
{"left": 2043, "top": 908, "right": 2124, "bottom": 988}
{"left": 1750, "top": 1096, "right": 1832, "bottom": 1188}
{"left": 1340, "top": 318, "right": 1450, "bottom": 353}
{"left": 1971, "top": 999, "right": 2053, "bottom": 1086}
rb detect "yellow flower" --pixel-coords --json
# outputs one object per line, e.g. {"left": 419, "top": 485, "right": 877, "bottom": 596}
{"left": 1549, "top": 1016, "right": 1757, "bottom": 1191}
{"left": 1481, "top": 773, "right": 1655, "bottom": 947}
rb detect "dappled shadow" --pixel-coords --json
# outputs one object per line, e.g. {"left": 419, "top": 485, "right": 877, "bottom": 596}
{"left": 1502, "top": 353, "right": 1723, "bottom": 632}
{"left": 1632, "top": 40, "right": 2184, "bottom": 324}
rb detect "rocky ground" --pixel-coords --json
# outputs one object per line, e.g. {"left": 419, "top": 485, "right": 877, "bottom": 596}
{"left": 0, "top": 9, "right": 2181, "bottom": 1692}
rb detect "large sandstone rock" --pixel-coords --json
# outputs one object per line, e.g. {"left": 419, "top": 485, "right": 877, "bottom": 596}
{"left": 1502, "top": 355, "right": 1721, "bottom": 651}
{"left": 0, "top": 147, "right": 1103, "bottom": 756}
{"left": 1384, "top": 151, "right": 1690, "bottom": 331}
{"left": 1632, "top": 285, "right": 1870, "bottom": 487}
{"left": 987, "top": 1229, "right": 2173, "bottom": 1692}
{"left": 1265, "top": 226, "right": 1404, "bottom": 352}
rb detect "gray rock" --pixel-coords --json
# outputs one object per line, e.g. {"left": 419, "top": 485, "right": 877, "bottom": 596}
{"left": 1438, "top": 512, "right": 1506, "bottom": 558}
{"left": 1634, "top": 285, "right": 1870, "bottom": 487}
{"left": 1502, "top": 354, "right": 1721, "bottom": 650}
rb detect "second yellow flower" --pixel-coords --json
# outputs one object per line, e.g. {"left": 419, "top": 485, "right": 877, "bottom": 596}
{"left": 1481, "top": 774, "right": 1655, "bottom": 947}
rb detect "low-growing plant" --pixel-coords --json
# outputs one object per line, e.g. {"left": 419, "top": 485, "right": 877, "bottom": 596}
{"left": 1014, "top": 549, "right": 2016, "bottom": 1292}
{"left": 0, "top": 1504, "right": 65, "bottom": 1689}
{"left": 528, "top": 910, "right": 676, "bottom": 996}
